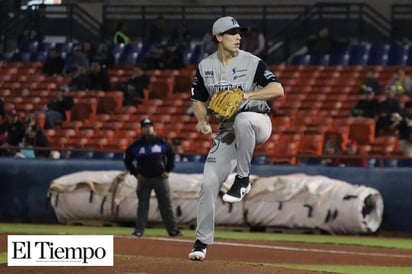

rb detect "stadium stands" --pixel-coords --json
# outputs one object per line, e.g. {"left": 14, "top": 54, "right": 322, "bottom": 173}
{"left": 0, "top": 38, "right": 411, "bottom": 165}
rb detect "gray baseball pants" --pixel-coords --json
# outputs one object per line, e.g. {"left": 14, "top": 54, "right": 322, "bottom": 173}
{"left": 196, "top": 112, "right": 272, "bottom": 244}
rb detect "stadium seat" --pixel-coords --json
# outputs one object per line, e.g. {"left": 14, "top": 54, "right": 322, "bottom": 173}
{"left": 366, "top": 43, "right": 389, "bottom": 65}
{"left": 349, "top": 118, "right": 376, "bottom": 145}
{"left": 55, "top": 42, "right": 74, "bottom": 54}
{"left": 38, "top": 41, "right": 55, "bottom": 52}
{"left": 348, "top": 44, "right": 370, "bottom": 65}
{"left": 148, "top": 78, "right": 174, "bottom": 99}
{"left": 119, "top": 51, "right": 138, "bottom": 64}
{"left": 269, "top": 141, "right": 299, "bottom": 165}
{"left": 123, "top": 42, "right": 142, "bottom": 55}
{"left": 308, "top": 54, "right": 330, "bottom": 66}
{"left": 297, "top": 133, "right": 324, "bottom": 157}
{"left": 386, "top": 43, "right": 409, "bottom": 66}
{"left": 290, "top": 54, "right": 310, "bottom": 65}
{"left": 328, "top": 53, "right": 349, "bottom": 65}
{"left": 32, "top": 51, "right": 48, "bottom": 63}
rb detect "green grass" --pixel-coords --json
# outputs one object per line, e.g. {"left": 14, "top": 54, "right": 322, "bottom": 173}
{"left": 0, "top": 253, "right": 6, "bottom": 264}
{"left": 2, "top": 223, "right": 412, "bottom": 250}
{"left": 270, "top": 264, "right": 412, "bottom": 274}
{"left": 214, "top": 230, "right": 412, "bottom": 250}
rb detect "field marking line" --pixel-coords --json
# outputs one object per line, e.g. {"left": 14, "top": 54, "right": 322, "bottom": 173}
{"left": 119, "top": 235, "right": 412, "bottom": 259}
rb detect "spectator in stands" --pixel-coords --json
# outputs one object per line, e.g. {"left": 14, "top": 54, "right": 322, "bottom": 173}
{"left": 306, "top": 27, "right": 335, "bottom": 55}
{"left": 18, "top": 116, "right": 50, "bottom": 158}
{"left": 0, "top": 109, "right": 26, "bottom": 156}
{"left": 351, "top": 88, "right": 380, "bottom": 118}
{"left": 242, "top": 26, "right": 266, "bottom": 60}
{"left": 320, "top": 139, "right": 342, "bottom": 166}
{"left": 123, "top": 118, "right": 182, "bottom": 238}
{"left": 113, "top": 22, "right": 131, "bottom": 44}
{"left": 93, "top": 42, "right": 114, "bottom": 69}
{"left": 163, "top": 41, "right": 184, "bottom": 69}
{"left": 145, "top": 15, "right": 167, "bottom": 45}
{"left": 335, "top": 139, "right": 368, "bottom": 167}
{"left": 121, "top": 66, "right": 150, "bottom": 106}
{"left": 63, "top": 46, "right": 90, "bottom": 76}
{"left": 42, "top": 48, "right": 65, "bottom": 76}
{"left": 389, "top": 101, "right": 412, "bottom": 157}
{"left": 67, "top": 65, "right": 90, "bottom": 91}
{"left": 305, "top": 26, "right": 347, "bottom": 56}
{"left": 200, "top": 31, "right": 217, "bottom": 57}
{"left": 81, "top": 41, "right": 95, "bottom": 61}
{"left": 44, "top": 89, "right": 74, "bottom": 129}
{"left": 359, "top": 69, "right": 380, "bottom": 94}
{"left": 375, "top": 86, "right": 401, "bottom": 136}
{"left": 387, "top": 67, "right": 412, "bottom": 95}
{"left": 87, "top": 61, "right": 111, "bottom": 91}
{"left": 168, "top": 19, "right": 191, "bottom": 51}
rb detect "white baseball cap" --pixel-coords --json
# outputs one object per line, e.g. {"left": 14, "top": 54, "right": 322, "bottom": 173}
{"left": 212, "top": 16, "right": 247, "bottom": 35}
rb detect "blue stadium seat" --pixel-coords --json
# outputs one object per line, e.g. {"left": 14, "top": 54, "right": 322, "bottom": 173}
{"left": 406, "top": 47, "right": 412, "bottom": 66}
{"left": 55, "top": 42, "right": 74, "bottom": 54}
{"left": 386, "top": 43, "right": 408, "bottom": 66}
{"left": 366, "top": 43, "right": 389, "bottom": 65}
{"left": 308, "top": 54, "right": 329, "bottom": 65}
{"left": 123, "top": 42, "right": 142, "bottom": 54}
{"left": 12, "top": 51, "right": 32, "bottom": 63}
{"left": 38, "top": 41, "right": 55, "bottom": 52}
{"left": 110, "top": 43, "right": 125, "bottom": 56}
{"left": 19, "top": 40, "right": 38, "bottom": 53}
{"left": 33, "top": 51, "right": 48, "bottom": 63}
{"left": 328, "top": 53, "right": 349, "bottom": 65}
{"left": 290, "top": 54, "right": 310, "bottom": 65}
{"left": 119, "top": 51, "right": 138, "bottom": 64}
{"left": 136, "top": 43, "right": 152, "bottom": 63}
{"left": 190, "top": 44, "right": 202, "bottom": 64}
{"left": 348, "top": 44, "right": 370, "bottom": 65}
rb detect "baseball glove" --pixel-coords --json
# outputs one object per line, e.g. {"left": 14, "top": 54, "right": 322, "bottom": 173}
{"left": 208, "top": 88, "right": 244, "bottom": 120}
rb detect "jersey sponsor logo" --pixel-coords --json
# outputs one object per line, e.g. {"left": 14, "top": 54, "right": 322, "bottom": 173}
{"left": 212, "top": 80, "right": 246, "bottom": 92}
{"left": 232, "top": 68, "right": 247, "bottom": 74}
{"left": 206, "top": 157, "right": 216, "bottom": 163}
{"left": 204, "top": 70, "right": 214, "bottom": 77}
{"left": 233, "top": 74, "right": 246, "bottom": 80}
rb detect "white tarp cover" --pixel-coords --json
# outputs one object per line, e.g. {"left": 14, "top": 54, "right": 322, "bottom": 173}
{"left": 48, "top": 171, "right": 383, "bottom": 234}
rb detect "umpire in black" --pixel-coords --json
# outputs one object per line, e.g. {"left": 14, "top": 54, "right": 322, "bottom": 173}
{"left": 124, "top": 118, "right": 182, "bottom": 237}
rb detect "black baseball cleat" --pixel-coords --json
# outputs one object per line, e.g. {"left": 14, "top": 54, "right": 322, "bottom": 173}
{"left": 188, "top": 239, "right": 207, "bottom": 261}
{"left": 169, "top": 229, "right": 183, "bottom": 237}
{"left": 222, "top": 175, "right": 251, "bottom": 203}
{"left": 131, "top": 231, "right": 143, "bottom": 237}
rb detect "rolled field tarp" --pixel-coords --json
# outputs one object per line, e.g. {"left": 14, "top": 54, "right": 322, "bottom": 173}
{"left": 48, "top": 171, "right": 383, "bottom": 234}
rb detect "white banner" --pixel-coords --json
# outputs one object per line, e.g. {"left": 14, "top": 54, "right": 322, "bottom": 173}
{"left": 8, "top": 235, "right": 113, "bottom": 266}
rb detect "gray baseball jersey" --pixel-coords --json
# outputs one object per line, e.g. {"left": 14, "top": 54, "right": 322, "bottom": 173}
{"left": 191, "top": 50, "right": 281, "bottom": 245}
{"left": 191, "top": 49, "right": 279, "bottom": 117}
